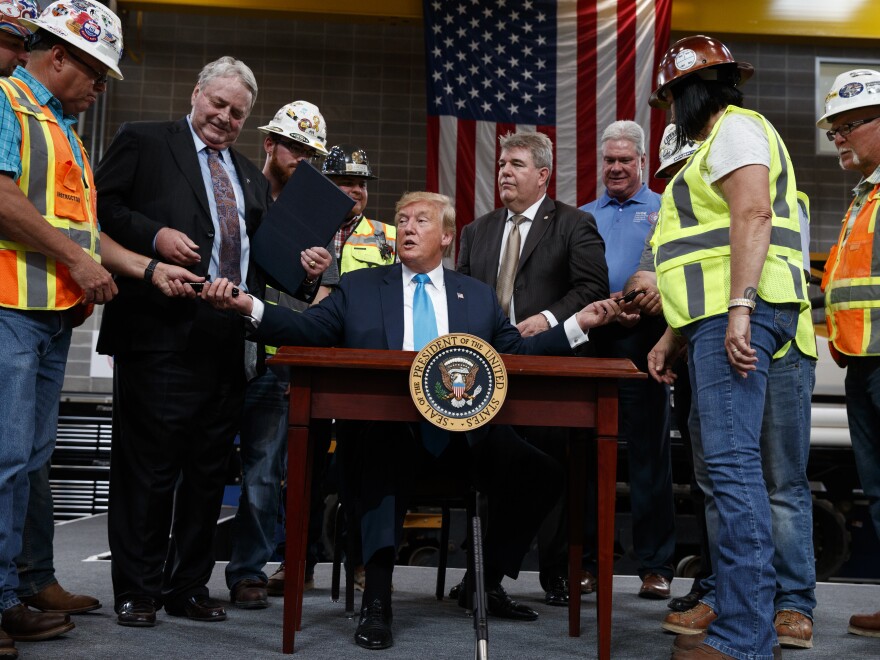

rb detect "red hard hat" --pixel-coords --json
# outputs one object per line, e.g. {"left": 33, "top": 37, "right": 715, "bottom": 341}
{"left": 650, "top": 35, "right": 754, "bottom": 109}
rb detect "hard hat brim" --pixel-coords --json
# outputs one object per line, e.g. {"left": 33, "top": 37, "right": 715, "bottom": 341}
{"left": 650, "top": 62, "right": 753, "bottom": 110}
{"left": 21, "top": 19, "right": 124, "bottom": 80}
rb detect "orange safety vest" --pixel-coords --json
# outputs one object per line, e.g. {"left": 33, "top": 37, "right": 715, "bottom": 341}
{"left": 821, "top": 181, "right": 880, "bottom": 356}
{"left": 0, "top": 77, "right": 99, "bottom": 311}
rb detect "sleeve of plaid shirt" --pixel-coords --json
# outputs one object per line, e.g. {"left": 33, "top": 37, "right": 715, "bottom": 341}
{"left": 0, "top": 91, "right": 23, "bottom": 179}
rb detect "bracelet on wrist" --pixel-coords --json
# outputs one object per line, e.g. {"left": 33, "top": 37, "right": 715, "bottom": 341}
{"left": 144, "top": 258, "right": 160, "bottom": 283}
{"left": 728, "top": 297, "right": 756, "bottom": 311}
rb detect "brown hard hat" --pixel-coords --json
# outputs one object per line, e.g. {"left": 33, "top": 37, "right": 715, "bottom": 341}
{"left": 650, "top": 35, "right": 754, "bottom": 109}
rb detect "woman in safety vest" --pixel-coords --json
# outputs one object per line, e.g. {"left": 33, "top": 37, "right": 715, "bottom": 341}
{"left": 645, "top": 35, "right": 812, "bottom": 660}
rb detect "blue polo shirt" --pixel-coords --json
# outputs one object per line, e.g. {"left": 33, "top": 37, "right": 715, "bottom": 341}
{"left": 580, "top": 184, "right": 660, "bottom": 293}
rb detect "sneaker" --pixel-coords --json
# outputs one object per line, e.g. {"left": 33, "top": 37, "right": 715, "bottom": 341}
{"left": 774, "top": 609, "right": 812, "bottom": 648}
{"left": 662, "top": 602, "right": 717, "bottom": 635}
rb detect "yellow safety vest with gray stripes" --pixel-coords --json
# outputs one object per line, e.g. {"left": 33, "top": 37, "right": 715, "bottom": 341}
{"left": 338, "top": 217, "right": 396, "bottom": 274}
{"left": 0, "top": 77, "right": 99, "bottom": 311}
{"left": 653, "top": 105, "right": 809, "bottom": 330}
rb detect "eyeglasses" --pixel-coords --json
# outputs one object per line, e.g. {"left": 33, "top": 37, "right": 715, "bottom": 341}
{"left": 65, "top": 48, "right": 109, "bottom": 86}
{"left": 273, "top": 137, "right": 316, "bottom": 158}
{"left": 826, "top": 116, "right": 880, "bottom": 141}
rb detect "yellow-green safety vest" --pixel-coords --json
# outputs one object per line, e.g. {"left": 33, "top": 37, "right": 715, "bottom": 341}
{"left": 653, "top": 105, "right": 810, "bottom": 335}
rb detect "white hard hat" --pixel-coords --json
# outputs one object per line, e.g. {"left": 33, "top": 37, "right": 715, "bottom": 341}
{"left": 817, "top": 69, "right": 880, "bottom": 129}
{"left": 258, "top": 100, "right": 329, "bottom": 156}
{"left": 21, "top": 0, "right": 124, "bottom": 80}
{"left": 655, "top": 124, "right": 700, "bottom": 179}
{"left": 0, "top": 0, "right": 39, "bottom": 39}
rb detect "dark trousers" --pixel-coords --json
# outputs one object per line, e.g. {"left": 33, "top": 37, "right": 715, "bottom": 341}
{"left": 347, "top": 421, "right": 563, "bottom": 581}
{"left": 108, "top": 348, "right": 244, "bottom": 610}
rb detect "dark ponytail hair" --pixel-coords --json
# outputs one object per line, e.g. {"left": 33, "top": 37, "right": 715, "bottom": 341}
{"left": 669, "top": 64, "right": 744, "bottom": 151}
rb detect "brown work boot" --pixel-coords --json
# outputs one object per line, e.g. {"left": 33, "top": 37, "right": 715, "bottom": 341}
{"left": 662, "top": 602, "right": 717, "bottom": 635}
{"left": 266, "top": 564, "right": 285, "bottom": 597}
{"left": 20, "top": 582, "right": 101, "bottom": 614}
{"left": 580, "top": 570, "right": 596, "bottom": 595}
{"left": 671, "top": 643, "right": 735, "bottom": 659}
{"left": 849, "top": 610, "right": 880, "bottom": 637}
{"left": 0, "top": 604, "right": 74, "bottom": 641}
{"left": 774, "top": 609, "right": 813, "bottom": 648}
{"left": 0, "top": 629, "right": 16, "bottom": 659}
{"left": 674, "top": 632, "right": 783, "bottom": 658}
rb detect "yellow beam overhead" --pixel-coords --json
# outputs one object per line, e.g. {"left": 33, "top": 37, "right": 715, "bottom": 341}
{"left": 119, "top": 0, "right": 880, "bottom": 40}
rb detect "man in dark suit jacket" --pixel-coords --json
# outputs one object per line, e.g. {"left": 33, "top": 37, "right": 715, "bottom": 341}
{"left": 203, "top": 191, "right": 620, "bottom": 651}
{"left": 457, "top": 131, "right": 609, "bottom": 605}
{"left": 95, "top": 56, "right": 329, "bottom": 629}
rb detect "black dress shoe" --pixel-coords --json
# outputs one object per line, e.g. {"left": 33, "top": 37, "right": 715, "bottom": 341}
{"left": 544, "top": 576, "right": 569, "bottom": 607}
{"left": 668, "top": 589, "right": 707, "bottom": 612}
{"left": 116, "top": 599, "right": 156, "bottom": 627}
{"left": 164, "top": 595, "right": 226, "bottom": 622}
{"left": 354, "top": 599, "right": 393, "bottom": 650}
{"left": 485, "top": 584, "right": 538, "bottom": 621}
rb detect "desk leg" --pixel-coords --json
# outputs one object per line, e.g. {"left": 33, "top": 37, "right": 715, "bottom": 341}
{"left": 568, "top": 431, "right": 586, "bottom": 637}
{"left": 596, "top": 434, "right": 617, "bottom": 660}
{"left": 282, "top": 424, "right": 310, "bottom": 654}
{"left": 295, "top": 427, "right": 316, "bottom": 631}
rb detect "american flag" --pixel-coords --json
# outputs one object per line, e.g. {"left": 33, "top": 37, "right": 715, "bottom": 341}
{"left": 424, "top": 0, "right": 672, "bottom": 238}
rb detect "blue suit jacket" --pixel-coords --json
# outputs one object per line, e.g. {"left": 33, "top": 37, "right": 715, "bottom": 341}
{"left": 255, "top": 263, "right": 575, "bottom": 356}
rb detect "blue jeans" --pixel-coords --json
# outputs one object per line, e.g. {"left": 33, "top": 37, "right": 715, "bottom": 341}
{"left": 15, "top": 462, "right": 57, "bottom": 598}
{"left": 226, "top": 364, "right": 289, "bottom": 589}
{"left": 681, "top": 299, "right": 798, "bottom": 660}
{"left": 695, "top": 344, "right": 817, "bottom": 619}
{"left": 0, "top": 308, "right": 72, "bottom": 611}
{"left": 844, "top": 356, "right": 880, "bottom": 542}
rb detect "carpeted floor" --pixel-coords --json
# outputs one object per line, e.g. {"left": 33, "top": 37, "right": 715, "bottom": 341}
{"left": 15, "top": 513, "right": 879, "bottom": 659}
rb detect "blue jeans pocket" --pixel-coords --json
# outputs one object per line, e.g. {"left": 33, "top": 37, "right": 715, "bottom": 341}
{"left": 772, "top": 302, "right": 798, "bottom": 346}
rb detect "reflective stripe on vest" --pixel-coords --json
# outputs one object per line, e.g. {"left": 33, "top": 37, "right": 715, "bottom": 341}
{"left": 653, "top": 105, "right": 808, "bottom": 328}
{"left": 339, "top": 217, "right": 396, "bottom": 275}
{"left": 0, "top": 78, "right": 99, "bottom": 311}
{"left": 823, "top": 184, "right": 880, "bottom": 355}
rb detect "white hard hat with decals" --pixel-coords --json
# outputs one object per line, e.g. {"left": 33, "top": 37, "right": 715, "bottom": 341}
{"left": 817, "top": 69, "right": 880, "bottom": 129}
{"left": 20, "top": 0, "right": 124, "bottom": 80}
{"left": 0, "top": 0, "right": 39, "bottom": 39}
{"left": 258, "top": 100, "right": 329, "bottom": 156}
{"left": 655, "top": 124, "right": 700, "bottom": 179}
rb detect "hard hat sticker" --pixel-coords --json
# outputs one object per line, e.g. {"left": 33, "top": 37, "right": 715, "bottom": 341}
{"left": 674, "top": 49, "right": 697, "bottom": 71}
{"left": 839, "top": 82, "right": 864, "bottom": 99}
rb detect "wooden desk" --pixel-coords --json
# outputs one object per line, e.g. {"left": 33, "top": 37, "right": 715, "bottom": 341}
{"left": 272, "top": 347, "right": 644, "bottom": 658}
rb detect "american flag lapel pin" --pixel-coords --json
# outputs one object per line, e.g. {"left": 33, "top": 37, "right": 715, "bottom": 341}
{"left": 457, "top": 292, "right": 464, "bottom": 299}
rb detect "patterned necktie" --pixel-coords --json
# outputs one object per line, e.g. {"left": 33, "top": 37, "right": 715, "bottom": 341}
{"left": 206, "top": 148, "right": 242, "bottom": 285}
{"left": 496, "top": 214, "right": 525, "bottom": 316}
{"left": 412, "top": 273, "right": 438, "bottom": 350}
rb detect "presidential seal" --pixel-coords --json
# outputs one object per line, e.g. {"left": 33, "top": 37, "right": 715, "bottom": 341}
{"left": 409, "top": 333, "right": 507, "bottom": 431}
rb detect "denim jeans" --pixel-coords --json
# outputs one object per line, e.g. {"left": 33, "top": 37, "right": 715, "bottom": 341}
{"left": 695, "top": 344, "right": 817, "bottom": 619}
{"left": 226, "top": 364, "right": 289, "bottom": 589}
{"left": 0, "top": 308, "right": 72, "bottom": 611}
{"left": 15, "top": 462, "right": 57, "bottom": 598}
{"left": 844, "top": 356, "right": 880, "bottom": 543}
{"left": 681, "top": 298, "right": 798, "bottom": 660}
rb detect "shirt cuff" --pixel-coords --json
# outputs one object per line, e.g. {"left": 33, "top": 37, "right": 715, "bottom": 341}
{"left": 563, "top": 315, "right": 589, "bottom": 348}
{"left": 246, "top": 295, "right": 263, "bottom": 328}
{"left": 541, "top": 310, "right": 558, "bottom": 328}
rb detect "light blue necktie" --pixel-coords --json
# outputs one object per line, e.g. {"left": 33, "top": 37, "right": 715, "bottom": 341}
{"left": 412, "top": 273, "right": 448, "bottom": 455}
{"left": 412, "top": 273, "right": 438, "bottom": 350}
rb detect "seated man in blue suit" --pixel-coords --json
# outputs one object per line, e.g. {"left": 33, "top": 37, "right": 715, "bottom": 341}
{"left": 203, "top": 191, "right": 621, "bottom": 650}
